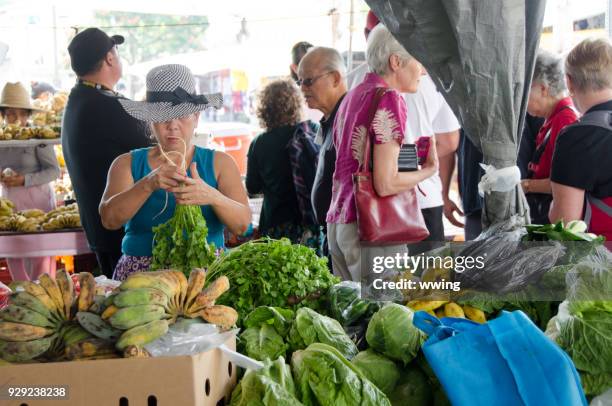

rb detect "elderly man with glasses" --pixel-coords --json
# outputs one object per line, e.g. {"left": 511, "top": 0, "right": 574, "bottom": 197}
{"left": 297, "top": 47, "right": 348, "bottom": 265}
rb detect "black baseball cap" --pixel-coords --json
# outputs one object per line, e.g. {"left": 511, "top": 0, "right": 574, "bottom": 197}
{"left": 68, "top": 28, "right": 124, "bottom": 76}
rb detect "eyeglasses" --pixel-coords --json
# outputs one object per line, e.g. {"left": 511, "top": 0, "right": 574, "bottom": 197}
{"left": 296, "top": 72, "right": 333, "bottom": 87}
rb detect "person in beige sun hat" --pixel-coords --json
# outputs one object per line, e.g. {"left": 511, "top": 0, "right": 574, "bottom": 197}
{"left": 0, "top": 82, "right": 47, "bottom": 126}
{"left": 0, "top": 81, "right": 60, "bottom": 282}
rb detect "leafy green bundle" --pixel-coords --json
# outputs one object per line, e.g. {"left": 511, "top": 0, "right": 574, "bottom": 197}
{"left": 207, "top": 238, "right": 338, "bottom": 325}
{"left": 151, "top": 204, "right": 216, "bottom": 276}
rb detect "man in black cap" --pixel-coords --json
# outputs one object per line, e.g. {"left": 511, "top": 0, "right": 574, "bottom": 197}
{"left": 62, "top": 28, "right": 152, "bottom": 278}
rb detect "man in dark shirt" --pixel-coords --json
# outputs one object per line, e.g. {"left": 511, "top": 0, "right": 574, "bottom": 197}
{"left": 62, "top": 28, "right": 151, "bottom": 277}
{"left": 550, "top": 38, "right": 612, "bottom": 242}
{"left": 297, "top": 47, "right": 348, "bottom": 256}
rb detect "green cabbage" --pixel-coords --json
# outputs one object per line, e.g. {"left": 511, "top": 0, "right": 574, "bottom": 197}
{"left": 230, "top": 357, "right": 302, "bottom": 405}
{"left": 288, "top": 307, "right": 358, "bottom": 359}
{"left": 388, "top": 364, "right": 432, "bottom": 406}
{"left": 291, "top": 343, "right": 391, "bottom": 406}
{"left": 352, "top": 350, "right": 400, "bottom": 396}
{"left": 366, "top": 304, "right": 425, "bottom": 365}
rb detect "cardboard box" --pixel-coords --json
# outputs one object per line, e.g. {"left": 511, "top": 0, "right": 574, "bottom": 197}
{"left": 1, "top": 337, "right": 237, "bottom": 406}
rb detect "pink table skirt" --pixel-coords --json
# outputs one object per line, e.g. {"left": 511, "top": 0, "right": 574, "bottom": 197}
{"left": 0, "top": 229, "right": 91, "bottom": 258}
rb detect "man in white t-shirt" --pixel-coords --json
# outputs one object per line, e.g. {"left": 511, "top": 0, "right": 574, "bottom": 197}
{"left": 347, "top": 12, "right": 463, "bottom": 242}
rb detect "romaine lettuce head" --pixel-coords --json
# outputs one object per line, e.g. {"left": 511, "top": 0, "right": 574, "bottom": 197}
{"left": 288, "top": 307, "right": 358, "bottom": 359}
{"left": 556, "top": 302, "right": 612, "bottom": 375}
{"left": 239, "top": 324, "right": 289, "bottom": 361}
{"left": 291, "top": 343, "right": 391, "bottom": 406}
{"left": 230, "top": 357, "right": 302, "bottom": 406}
{"left": 366, "top": 303, "right": 425, "bottom": 364}
{"left": 352, "top": 349, "right": 400, "bottom": 396}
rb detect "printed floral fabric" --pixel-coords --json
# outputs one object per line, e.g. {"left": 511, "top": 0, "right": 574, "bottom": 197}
{"left": 112, "top": 255, "right": 152, "bottom": 281}
{"left": 326, "top": 72, "right": 407, "bottom": 224}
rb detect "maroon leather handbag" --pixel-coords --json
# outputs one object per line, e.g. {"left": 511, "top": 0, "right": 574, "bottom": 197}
{"left": 352, "top": 87, "right": 430, "bottom": 244}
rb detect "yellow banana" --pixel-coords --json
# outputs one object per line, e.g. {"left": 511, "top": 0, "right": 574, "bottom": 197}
{"left": 184, "top": 269, "right": 207, "bottom": 312}
{"left": 189, "top": 276, "right": 230, "bottom": 314}
{"left": 407, "top": 300, "right": 448, "bottom": 312}
{"left": 78, "top": 272, "right": 96, "bottom": 312}
{"left": 38, "top": 274, "right": 65, "bottom": 318}
{"left": 444, "top": 302, "right": 465, "bottom": 318}
{"left": 200, "top": 305, "right": 238, "bottom": 329}
{"left": 463, "top": 305, "right": 486, "bottom": 323}
{"left": 56, "top": 270, "right": 75, "bottom": 319}
{"left": 0, "top": 321, "right": 54, "bottom": 341}
{"left": 101, "top": 305, "right": 119, "bottom": 320}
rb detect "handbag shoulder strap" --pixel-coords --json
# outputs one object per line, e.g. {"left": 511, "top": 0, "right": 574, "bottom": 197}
{"left": 361, "top": 87, "right": 388, "bottom": 172}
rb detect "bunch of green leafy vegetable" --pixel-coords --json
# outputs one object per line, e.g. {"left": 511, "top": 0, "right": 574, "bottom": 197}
{"left": 207, "top": 238, "right": 338, "bottom": 325}
{"left": 151, "top": 204, "right": 216, "bottom": 276}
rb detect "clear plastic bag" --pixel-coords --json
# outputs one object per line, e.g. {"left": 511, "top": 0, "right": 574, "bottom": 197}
{"left": 144, "top": 319, "right": 238, "bottom": 357}
{"left": 454, "top": 216, "right": 566, "bottom": 295}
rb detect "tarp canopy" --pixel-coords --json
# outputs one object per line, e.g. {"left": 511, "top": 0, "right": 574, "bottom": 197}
{"left": 365, "top": 0, "right": 547, "bottom": 226}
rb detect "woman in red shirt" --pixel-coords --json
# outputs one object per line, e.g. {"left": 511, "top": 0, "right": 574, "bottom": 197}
{"left": 522, "top": 49, "right": 578, "bottom": 224}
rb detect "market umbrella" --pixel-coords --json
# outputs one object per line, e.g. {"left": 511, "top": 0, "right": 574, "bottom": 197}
{"left": 365, "top": 0, "right": 547, "bottom": 226}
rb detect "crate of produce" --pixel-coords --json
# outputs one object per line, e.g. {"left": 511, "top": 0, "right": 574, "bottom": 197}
{"left": 0, "top": 335, "right": 237, "bottom": 406}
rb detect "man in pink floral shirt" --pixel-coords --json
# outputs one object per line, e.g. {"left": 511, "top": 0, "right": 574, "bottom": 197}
{"left": 326, "top": 24, "right": 438, "bottom": 282}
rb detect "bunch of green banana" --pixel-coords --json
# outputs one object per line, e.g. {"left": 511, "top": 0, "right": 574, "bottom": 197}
{"left": 103, "top": 269, "right": 237, "bottom": 351}
{"left": 0, "top": 271, "right": 101, "bottom": 362}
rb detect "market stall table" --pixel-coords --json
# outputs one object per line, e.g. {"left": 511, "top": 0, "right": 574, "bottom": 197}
{"left": 0, "top": 228, "right": 90, "bottom": 258}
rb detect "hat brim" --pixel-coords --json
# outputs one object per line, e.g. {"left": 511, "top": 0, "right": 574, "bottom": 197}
{"left": 0, "top": 103, "right": 49, "bottom": 113}
{"left": 110, "top": 35, "right": 124, "bottom": 46}
{"left": 118, "top": 93, "right": 223, "bottom": 123}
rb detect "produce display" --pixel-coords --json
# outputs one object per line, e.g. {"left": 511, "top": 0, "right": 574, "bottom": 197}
{"left": 0, "top": 200, "right": 81, "bottom": 232}
{"left": 207, "top": 238, "right": 339, "bottom": 325}
{"left": 0, "top": 216, "right": 609, "bottom": 405}
{"left": 0, "top": 124, "right": 60, "bottom": 141}
{"left": 31, "top": 92, "right": 68, "bottom": 127}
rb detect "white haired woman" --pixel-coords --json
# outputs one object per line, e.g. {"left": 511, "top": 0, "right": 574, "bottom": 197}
{"left": 326, "top": 24, "right": 438, "bottom": 281}
{"left": 99, "top": 64, "right": 251, "bottom": 279}
{"left": 550, "top": 38, "right": 612, "bottom": 243}
{"left": 522, "top": 49, "right": 579, "bottom": 224}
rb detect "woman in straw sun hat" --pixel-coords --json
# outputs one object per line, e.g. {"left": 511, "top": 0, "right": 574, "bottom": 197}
{"left": 99, "top": 64, "right": 251, "bottom": 279}
{"left": 0, "top": 82, "right": 60, "bottom": 282}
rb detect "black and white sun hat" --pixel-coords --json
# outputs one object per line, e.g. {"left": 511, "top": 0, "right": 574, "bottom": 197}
{"left": 119, "top": 64, "right": 223, "bottom": 123}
